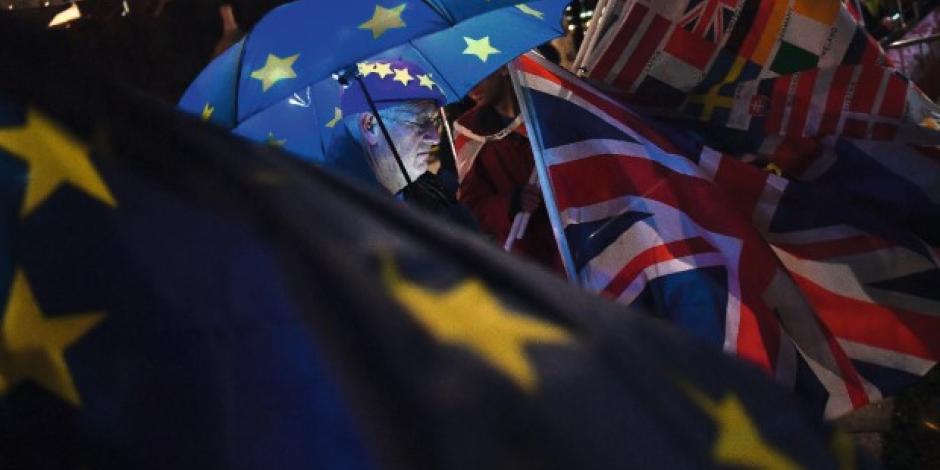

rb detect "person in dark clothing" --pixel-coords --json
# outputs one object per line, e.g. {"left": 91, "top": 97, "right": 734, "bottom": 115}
{"left": 454, "top": 68, "right": 563, "bottom": 272}
{"left": 322, "top": 59, "right": 478, "bottom": 230}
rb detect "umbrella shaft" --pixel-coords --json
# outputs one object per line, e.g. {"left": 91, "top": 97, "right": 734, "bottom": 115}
{"left": 355, "top": 75, "right": 414, "bottom": 188}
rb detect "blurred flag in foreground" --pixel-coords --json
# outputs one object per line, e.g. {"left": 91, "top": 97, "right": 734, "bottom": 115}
{"left": 511, "top": 52, "right": 940, "bottom": 419}
{"left": 0, "top": 20, "right": 866, "bottom": 470}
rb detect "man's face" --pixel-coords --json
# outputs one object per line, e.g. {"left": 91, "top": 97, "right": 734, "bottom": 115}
{"left": 363, "top": 100, "right": 441, "bottom": 193}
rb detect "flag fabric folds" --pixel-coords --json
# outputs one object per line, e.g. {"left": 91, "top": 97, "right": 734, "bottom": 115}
{"left": 577, "top": 0, "right": 886, "bottom": 107}
{"left": 511, "top": 53, "right": 940, "bottom": 418}
{"left": 680, "top": 63, "right": 940, "bottom": 248}
{"left": 0, "top": 20, "right": 868, "bottom": 469}
{"left": 573, "top": 0, "right": 940, "bottom": 272}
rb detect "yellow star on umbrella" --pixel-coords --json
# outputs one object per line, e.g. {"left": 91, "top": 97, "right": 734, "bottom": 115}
{"left": 683, "top": 385, "right": 800, "bottom": 469}
{"left": 417, "top": 73, "right": 437, "bottom": 91}
{"left": 383, "top": 261, "right": 573, "bottom": 393}
{"left": 325, "top": 107, "right": 343, "bottom": 128}
{"left": 463, "top": 36, "right": 501, "bottom": 63}
{"left": 250, "top": 53, "right": 300, "bottom": 92}
{"left": 0, "top": 270, "right": 105, "bottom": 406}
{"left": 515, "top": 4, "right": 545, "bottom": 19}
{"left": 0, "top": 107, "right": 117, "bottom": 217}
{"left": 392, "top": 67, "right": 414, "bottom": 86}
{"left": 201, "top": 103, "right": 215, "bottom": 121}
{"left": 358, "top": 3, "right": 407, "bottom": 39}
{"left": 373, "top": 62, "right": 394, "bottom": 79}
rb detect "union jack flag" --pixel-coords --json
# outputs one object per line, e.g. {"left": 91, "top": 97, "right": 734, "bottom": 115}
{"left": 677, "top": 0, "right": 740, "bottom": 43}
{"left": 512, "top": 53, "right": 940, "bottom": 417}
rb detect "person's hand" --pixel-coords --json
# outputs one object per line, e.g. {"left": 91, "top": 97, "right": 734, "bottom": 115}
{"left": 519, "top": 184, "right": 541, "bottom": 212}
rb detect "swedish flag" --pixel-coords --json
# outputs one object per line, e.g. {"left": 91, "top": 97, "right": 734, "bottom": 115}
{"left": 0, "top": 19, "right": 873, "bottom": 470}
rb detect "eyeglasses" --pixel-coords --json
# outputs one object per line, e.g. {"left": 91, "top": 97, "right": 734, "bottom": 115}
{"left": 385, "top": 110, "right": 443, "bottom": 134}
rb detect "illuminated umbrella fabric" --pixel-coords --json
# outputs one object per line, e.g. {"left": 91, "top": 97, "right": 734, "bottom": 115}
{"left": 237, "top": 0, "right": 569, "bottom": 121}
{"left": 179, "top": 39, "right": 345, "bottom": 161}
{"left": 368, "top": 1, "right": 568, "bottom": 104}
{"left": 179, "top": 38, "right": 243, "bottom": 129}
{"left": 235, "top": 0, "right": 566, "bottom": 161}
{"left": 231, "top": 80, "right": 343, "bottom": 160}
{"left": 179, "top": 0, "right": 568, "bottom": 161}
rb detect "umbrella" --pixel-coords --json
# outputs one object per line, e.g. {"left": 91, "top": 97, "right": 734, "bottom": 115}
{"left": 179, "top": 39, "right": 345, "bottom": 160}
{"left": 237, "top": 0, "right": 570, "bottom": 120}
{"left": 180, "top": 0, "right": 569, "bottom": 161}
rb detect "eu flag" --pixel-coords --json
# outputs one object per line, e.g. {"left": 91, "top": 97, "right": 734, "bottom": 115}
{"left": 0, "top": 20, "right": 873, "bottom": 470}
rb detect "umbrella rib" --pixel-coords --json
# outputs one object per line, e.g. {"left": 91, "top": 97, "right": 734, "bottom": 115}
{"left": 234, "top": 34, "right": 252, "bottom": 122}
{"left": 418, "top": 0, "right": 454, "bottom": 24}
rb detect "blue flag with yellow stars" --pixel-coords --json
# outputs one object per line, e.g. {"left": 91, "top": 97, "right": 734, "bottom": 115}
{"left": 0, "top": 19, "right": 877, "bottom": 470}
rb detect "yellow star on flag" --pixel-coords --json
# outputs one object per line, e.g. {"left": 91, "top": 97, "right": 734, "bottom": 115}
{"left": 683, "top": 385, "right": 800, "bottom": 470}
{"left": 373, "top": 62, "right": 394, "bottom": 79}
{"left": 0, "top": 271, "right": 105, "bottom": 406}
{"left": 764, "top": 162, "right": 783, "bottom": 176}
{"left": 358, "top": 4, "right": 407, "bottom": 39}
{"left": 392, "top": 67, "right": 415, "bottom": 86}
{"left": 326, "top": 107, "right": 343, "bottom": 128}
{"left": 417, "top": 73, "right": 437, "bottom": 91}
{"left": 250, "top": 53, "right": 300, "bottom": 92}
{"left": 201, "top": 103, "right": 215, "bottom": 121}
{"left": 358, "top": 61, "right": 378, "bottom": 77}
{"left": 383, "top": 261, "right": 572, "bottom": 393}
{"left": 463, "top": 36, "right": 501, "bottom": 63}
{"left": 515, "top": 4, "right": 545, "bottom": 19}
{"left": 0, "top": 107, "right": 117, "bottom": 216}
{"left": 266, "top": 132, "right": 286, "bottom": 147}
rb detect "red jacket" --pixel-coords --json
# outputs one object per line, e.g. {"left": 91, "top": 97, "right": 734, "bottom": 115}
{"left": 455, "top": 105, "right": 563, "bottom": 272}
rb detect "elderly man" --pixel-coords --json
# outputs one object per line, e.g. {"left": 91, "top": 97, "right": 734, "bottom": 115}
{"left": 324, "top": 59, "right": 476, "bottom": 229}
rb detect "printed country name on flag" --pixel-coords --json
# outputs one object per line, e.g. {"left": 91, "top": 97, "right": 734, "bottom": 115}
{"left": 579, "top": 0, "right": 881, "bottom": 104}
{"left": 701, "top": 64, "right": 940, "bottom": 144}
{"left": 722, "top": 1, "right": 880, "bottom": 77}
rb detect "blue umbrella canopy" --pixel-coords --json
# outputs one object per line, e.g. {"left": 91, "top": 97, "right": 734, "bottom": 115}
{"left": 179, "top": 38, "right": 244, "bottom": 129}
{"left": 180, "top": 40, "right": 344, "bottom": 161}
{"left": 238, "top": 0, "right": 568, "bottom": 120}
{"left": 372, "top": 1, "right": 568, "bottom": 104}
{"left": 179, "top": 0, "right": 569, "bottom": 161}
